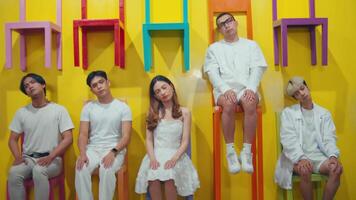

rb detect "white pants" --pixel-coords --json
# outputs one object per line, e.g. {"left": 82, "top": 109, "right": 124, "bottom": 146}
{"left": 75, "top": 148, "right": 125, "bottom": 200}
{"left": 7, "top": 155, "right": 62, "bottom": 200}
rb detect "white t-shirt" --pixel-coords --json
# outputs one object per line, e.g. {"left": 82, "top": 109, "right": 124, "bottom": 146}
{"left": 9, "top": 102, "right": 74, "bottom": 154}
{"left": 80, "top": 99, "right": 132, "bottom": 149}
{"left": 204, "top": 38, "right": 267, "bottom": 103}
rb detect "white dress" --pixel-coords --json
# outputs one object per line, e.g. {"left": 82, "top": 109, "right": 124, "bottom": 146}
{"left": 135, "top": 119, "right": 200, "bottom": 196}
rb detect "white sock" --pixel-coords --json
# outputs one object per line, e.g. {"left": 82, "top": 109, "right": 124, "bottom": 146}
{"left": 226, "top": 143, "right": 236, "bottom": 155}
{"left": 242, "top": 143, "right": 252, "bottom": 154}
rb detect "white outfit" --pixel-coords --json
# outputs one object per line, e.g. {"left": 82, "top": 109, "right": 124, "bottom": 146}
{"left": 135, "top": 120, "right": 200, "bottom": 196}
{"left": 204, "top": 38, "right": 267, "bottom": 103}
{"left": 274, "top": 104, "right": 340, "bottom": 189}
{"left": 8, "top": 103, "right": 74, "bottom": 200}
{"left": 75, "top": 99, "right": 132, "bottom": 200}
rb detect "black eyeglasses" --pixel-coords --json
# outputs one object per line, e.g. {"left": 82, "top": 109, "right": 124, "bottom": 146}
{"left": 217, "top": 17, "right": 235, "bottom": 28}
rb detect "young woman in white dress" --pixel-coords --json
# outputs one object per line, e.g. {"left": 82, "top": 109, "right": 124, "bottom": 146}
{"left": 135, "top": 75, "right": 199, "bottom": 200}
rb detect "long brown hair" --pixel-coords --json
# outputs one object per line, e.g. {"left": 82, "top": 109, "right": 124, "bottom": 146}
{"left": 146, "top": 75, "right": 182, "bottom": 131}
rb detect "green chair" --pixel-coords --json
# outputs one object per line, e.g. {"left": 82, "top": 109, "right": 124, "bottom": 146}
{"left": 275, "top": 112, "right": 328, "bottom": 200}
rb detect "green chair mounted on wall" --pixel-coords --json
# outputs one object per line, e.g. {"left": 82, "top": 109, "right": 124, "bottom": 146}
{"left": 275, "top": 112, "right": 328, "bottom": 200}
{"left": 142, "top": 0, "right": 189, "bottom": 72}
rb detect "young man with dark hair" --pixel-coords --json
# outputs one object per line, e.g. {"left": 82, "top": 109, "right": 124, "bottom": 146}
{"left": 75, "top": 70, "right": 132, "bottom": 200}
{"left": 204, "top": 12, "right": 267, "bottom": 174}
{"left": 275, "top": 76, "right": 343, "bottom": 200}
{"left": 8, "top": 73, "right": 74, "bottom": 200}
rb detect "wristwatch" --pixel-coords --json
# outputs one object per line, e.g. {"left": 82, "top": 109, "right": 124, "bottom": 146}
{"left": 111, "top": 148, "right": 119, "bottom": 155}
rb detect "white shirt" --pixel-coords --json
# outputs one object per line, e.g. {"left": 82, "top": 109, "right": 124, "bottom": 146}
{"left": 10, "top": 102, "right": 74, "bottom": 154}
{"left": 80, "top": 99, "right": 132, "bottom": 149}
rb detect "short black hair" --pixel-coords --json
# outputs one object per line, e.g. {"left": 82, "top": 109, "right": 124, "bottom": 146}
{"left": 86, "top": 70, "right": 108, "bottom": 87}
{"left": 216, "top": 12, "right": 235, "bottom": 27}
{"left": 20, "top": 73, "right": 46, "bottom": 95}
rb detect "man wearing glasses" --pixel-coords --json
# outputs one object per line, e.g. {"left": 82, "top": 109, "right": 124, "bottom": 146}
{"left": 204, "top": 12, "right": 267, "bottom": 174}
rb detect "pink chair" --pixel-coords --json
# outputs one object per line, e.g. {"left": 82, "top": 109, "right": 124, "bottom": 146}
{"left": 4, "top": 0, "right": 62, "bottom": 71}
{"left": 273, "top": 0, "right": 328, "bottom": 66}
{"left": 73, "top": 0, "right": 125, "bottom": 70}
{"left": 6, "top": 135, "right": 66, "bottom": 200}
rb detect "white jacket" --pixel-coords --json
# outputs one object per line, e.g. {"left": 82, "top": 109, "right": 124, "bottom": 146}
{"left": 274, "top": 103, "right": 340, "bottom": 189}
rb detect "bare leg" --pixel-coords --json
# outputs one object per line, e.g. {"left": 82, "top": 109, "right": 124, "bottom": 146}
{"left": 319, "top": 160, "right": 343, "bottom": 200}
{"left": 240, "top": 95, "right": 258, "bottom": 144}
{"left": 217, "top": 96, "right": 236, "bottom": 143}
{"left": 164, "top": 180, "right": 177, "bottom": 200}
{"left": 149, "top": 180, "right": 162, "bottom": 200}
{"left": 294, "top": 165, "right": 313, "bottom": 200}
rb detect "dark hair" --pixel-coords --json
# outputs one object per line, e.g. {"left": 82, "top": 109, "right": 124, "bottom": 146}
{"left": 20, "top": 73, "right": 46, "bottom": 95}
{"left": 146, "top": 75, "right": 182, "bottom": 131}
{"left": 86, "top": 70, "right": 108, "bottom": 87}
{"left": 216, "top": 12, "right": 235, "bottom": 27}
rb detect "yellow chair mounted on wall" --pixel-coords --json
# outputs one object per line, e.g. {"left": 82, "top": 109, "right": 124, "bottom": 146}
{"left": 275, "top": 112, "right": 328, "bottom": 200}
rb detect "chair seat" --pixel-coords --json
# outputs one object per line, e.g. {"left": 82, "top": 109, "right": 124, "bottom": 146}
{"left": 74, "top": 19, "right": 124, "bottom": 29}
{"left": 292, "top": 173, "right": 328, "bottom": 182}
{"left": 273, "top": 18, "right": 327, "bottom": 27}
{"left": 143, "top": 22, "right": 188, "bottom": 30}
{"left": 6, "top": 21, "right": 61, "bottom": 32}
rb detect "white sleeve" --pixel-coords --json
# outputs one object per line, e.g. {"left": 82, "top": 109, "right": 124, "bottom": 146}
{"left": 322, "top": 112, "right": 340, "bottom": 158}
{"left": 58, "top": 107, "right": 75, "bottom": 133}
{"left": 9, "top": 109, "right": 23, "bottom": 134}
{"left": 204, "top": 47, "right": 231, "bottom": 94}
{"left": 80, "top": 103, "right": 91, "bottom": 122}
{"left": 121, "top": 104, "right": 132, "bottom": 121}
{"left": 246, "top": 66, "right": 266, "bottom": 92}
{"left": 280, "top": 110, "right": 305, "bottom": 164}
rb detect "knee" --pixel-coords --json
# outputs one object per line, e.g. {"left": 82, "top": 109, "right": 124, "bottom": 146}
{"left": 299, "top": 171, "right": 312, "bottom": 182}
{"left": 99, "top": 167, "right": 115, "bottom": 178}
{"left": 242, "top": 103, "right": 257, "bottom": 116}
{"left": 164, "top": 179, "right": 175, "bottom": 187}
{"left": 330, "top": 166, "right": 343, "bottom": 179}
{"left": 32, "top": 165, "right": 48, "bottom": 180}
{"left": 221, "top": 101, "right": 235, "bottom": 114}
{"left": 8, "top": 168, "right": 23, "bottom": 184}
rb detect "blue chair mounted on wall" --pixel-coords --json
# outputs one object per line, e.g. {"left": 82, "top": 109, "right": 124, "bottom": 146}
{"left": 146, "top": 137, "right": 193, "bottom": 200}
{"left": 142, "top": 0, "right": 190, "bottom": 72}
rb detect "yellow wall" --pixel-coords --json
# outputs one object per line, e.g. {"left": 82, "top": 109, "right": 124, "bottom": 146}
{"left": 1, "top": 0, "right": 355, "bottom": 199}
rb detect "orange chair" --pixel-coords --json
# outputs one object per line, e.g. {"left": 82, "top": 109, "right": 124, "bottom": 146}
{"left": 6, "top": 135, "right": 66, "bottom": 200}
{"left": 76, "top": 153, "right": 129, "bottom": 200}
{"left": 208, "top": 0, "right": 253, "bottom": 43}
{"left": 213, "top": 105, "right": 264, "bottom": 200}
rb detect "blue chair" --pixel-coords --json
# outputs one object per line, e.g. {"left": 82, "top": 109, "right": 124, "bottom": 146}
{"left": 142, "top": 0, "right": 190, "bottom": 72}
{"left": 146, "top": 138, "right": 193, "bottom": 200}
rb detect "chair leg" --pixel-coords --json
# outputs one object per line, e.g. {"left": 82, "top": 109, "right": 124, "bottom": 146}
{"left": 59, "top": 178, "right": 66, "bottom": 200}
{"left": 19, "top": 32, "right": 27, "bottom": 71}
{"left": 213, "top": 111, "right": 221, "bottom": 200}
{"left": 286, "top": 189, "right": 293, "bottom": 200}
{"left": 5, "top": 25, "right": 13, "bottom": 69}
{"left": 309, "top": 26, "right": 317, "bottom": 65}
{"left": 142, "top": 26, "right": 152, "bottom": 71}
{"left": 315, "top": 181, "right": 323, "bottom": 200}
{"left": 82, "top": 28, "right": 88, "bottom": 70}
{"left": 321, "top": 21, "right": 328, "bottom": 65}
{"left": 73, "top": 23, "right": 80, "bottom": 66}
{"left": 57, "top": 32, "right": 62, "bottom": 70}
{"left": 183, "top": 25, "right": 190, "bottom": 71}
{"left": 273, "top": 27, "right": 280, "bottom": 66}
{"left": 114, "top": 22, "right": 120, "bottom": 67}
{"left": 119, "top": 23, "right": 125, "bottom": 68}
{"left": 281, "top": 24, "right": 288, "bottom": 66}
{"left": 44, "top": 27, "right": 52, "bottom": 68}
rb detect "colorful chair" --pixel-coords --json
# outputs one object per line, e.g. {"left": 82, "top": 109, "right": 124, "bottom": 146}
{"left": 142, "top": 0, "right": 190, "bottom": 72}
{"left": 213, "top": 105, "right": 264, "bottom": 200}
{"left": 4, "top": 0, "right": 62, "bottom": 71}
{"left": 146, "top": 138, "right": 193, "bottom": 200}
{"left": 275, "top": 112, "right": 328, "bottom": 200}
{"left": 208, "top": 0, "right": 253, "bottom": 43}
{"left": 73, "top": 0, "right": 125, "bottom": 70}
{"left": 272, "top": 0, "right": 328, "bottom": 66}
{"left": 6, "top": 135, "right": 65, "bottom": 200}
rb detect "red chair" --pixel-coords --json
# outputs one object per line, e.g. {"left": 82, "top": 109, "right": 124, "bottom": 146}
{"left": 73, "top": 0, "right": 125, "bottom": 70}
{"left": 208, "top": 0, "right": 253, "bottom": 43}
{"left": 6, "top": 135, "right": 66, "bottom": 200}
{"left": 213, "top": 104, "right": 264, "bottom": 200}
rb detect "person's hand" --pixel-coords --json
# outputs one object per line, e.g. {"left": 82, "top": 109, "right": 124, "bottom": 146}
{"left": 12, "top": 157, "right": 25, "bottom": 166}
{"left": 328, "top": 156, "right": 343, "bottom": 174}
{"left": 224, "top": 89, "right": 237, "bottom": 104}
{"left": 164, "top": 158, "right": 178, "bottom": 169}
{"left": 76, "top": 154, "right": 89, "bottom": 170}
{"left": 295, "top": 159, "right": 313, "bottom": 175}
{"left": 101, "top": 151, "right": 116, "bottom": 169}
{"left": 37, "top": 154, "right": 55, "bottom": 166}
{"left": 242, "top": 89, "right": 257, "bottom": 103}
{"left": 149, "top": 159, "right": 160, "bottom": 170}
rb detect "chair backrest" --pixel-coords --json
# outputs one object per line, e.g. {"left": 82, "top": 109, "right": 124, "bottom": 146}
{"left": 272, "top": 0, "right": 316, "bottom": 21}
{"left": 275, "top": 112, "right": 282, "bottom": 156}
{"left": 81, "top": 0, "right": 124, "bottom": 22}
{"left": 19, "top": 0, "right": 62, "bottom": 25}
{"left": 144, "top": 0, "right": 188, "bottom": 24}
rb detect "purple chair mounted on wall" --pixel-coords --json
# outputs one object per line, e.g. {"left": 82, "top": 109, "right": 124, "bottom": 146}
{"left": 4, "top": 0, "right": 62, "bottom": 71}
{"left": 273, "top": 0, "right": 328, "bottom": 66}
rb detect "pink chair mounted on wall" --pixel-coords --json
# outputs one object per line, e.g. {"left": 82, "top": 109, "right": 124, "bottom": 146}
{"left": 73, "top": 0, "right": 125, "bottom": 70}
{"left": 273, "top": 0, "right": 328, "bottom": 66}
{"left": 5, "top": 0, "right": 62, "bottom": 71}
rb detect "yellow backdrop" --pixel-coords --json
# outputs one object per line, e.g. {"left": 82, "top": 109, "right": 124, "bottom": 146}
{"left": 0, "top": 0, "right": 355, "bottom": 199}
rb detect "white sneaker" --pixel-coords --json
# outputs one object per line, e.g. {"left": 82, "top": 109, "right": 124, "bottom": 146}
{"left": 226, "top": 151, "right": 241, "bottom": 174}
{"left": 240, "top": 151, "right": 254, "bottom": 173}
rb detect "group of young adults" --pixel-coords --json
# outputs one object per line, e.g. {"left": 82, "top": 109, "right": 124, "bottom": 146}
{"left": 7, "top": 12, "right": 342, "bottom": 200}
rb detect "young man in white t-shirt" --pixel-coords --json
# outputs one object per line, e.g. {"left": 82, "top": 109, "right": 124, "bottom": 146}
{"left": 75, "top": 70, "right": 132, "bottom": 200}
{"left": 275, "top": 76, "right": 343, "bottom": 200}
{"left": 8, "top": 73, "right": 74, "bottom": 200}
{"left": 204, "top": 12, "right": 267, "bottom": 174}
